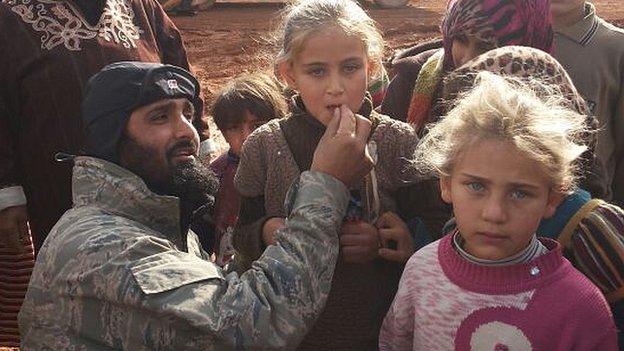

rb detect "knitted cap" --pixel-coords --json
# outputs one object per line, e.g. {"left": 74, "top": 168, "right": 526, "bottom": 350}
{"left": 82, "top": 61, "right": 201, "bottom": 163}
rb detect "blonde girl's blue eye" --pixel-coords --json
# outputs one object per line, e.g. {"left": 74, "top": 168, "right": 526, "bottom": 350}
{"left": 343, "top": 63, "right": 362, "bottom": 74}
{"left": 466, "top": 182, "right": 484, "bottom": 192}
{"left": 510, "top": 189, "right": 529, "bottom": 200}
{"left": 307, "top": 67, "right": 325, "bottom": 77}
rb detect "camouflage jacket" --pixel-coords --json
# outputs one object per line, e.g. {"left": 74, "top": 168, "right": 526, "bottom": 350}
{"left": 18, "top": 157, "right": 349, "bottom": 350}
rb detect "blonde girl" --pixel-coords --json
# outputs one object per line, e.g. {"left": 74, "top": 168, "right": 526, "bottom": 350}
{"left": 379, "top": 72, "right": 618, "bottom": 350}
{"left": 233, "top": 0, "right": 449, "bottom": 349}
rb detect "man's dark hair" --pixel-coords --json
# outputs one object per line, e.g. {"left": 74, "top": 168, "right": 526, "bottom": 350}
{"left": 211, "top": 72, "right": 288, "bottom": 131}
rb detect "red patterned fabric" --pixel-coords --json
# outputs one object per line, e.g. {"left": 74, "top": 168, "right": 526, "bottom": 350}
{"left": 441, "top": 0, "right": 553, "bottom": 70}
{"left": 0, "top": 237, "right": 34, "bottom": 348}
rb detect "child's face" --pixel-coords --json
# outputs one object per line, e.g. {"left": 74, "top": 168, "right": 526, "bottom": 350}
{"left": 221, "top": 111, "right": 264, "bottom": 156}
{"left": 440, "top": 139, "right": 562, "bottom": 260}
{"left": 280, "top": 28, "right": 370, "bottom": 125}
{"left": 451, "top": 34, "right": 495, "bottom": 68}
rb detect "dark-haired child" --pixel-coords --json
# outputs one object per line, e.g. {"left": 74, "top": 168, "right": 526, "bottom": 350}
{"left": 207, "top": 73, "right": 287, "bottom": 266}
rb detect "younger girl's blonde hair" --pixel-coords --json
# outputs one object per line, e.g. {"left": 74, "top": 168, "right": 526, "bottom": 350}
{"left": 415, "top": 72, "right": 589, "bottom": 193}
{"left": 275, "top": 0, "right": 384, "bottom": 78}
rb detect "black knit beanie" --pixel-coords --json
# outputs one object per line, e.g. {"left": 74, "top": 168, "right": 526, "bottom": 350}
{"left": 82, "top": 61, "right": 201, "bottom": 163}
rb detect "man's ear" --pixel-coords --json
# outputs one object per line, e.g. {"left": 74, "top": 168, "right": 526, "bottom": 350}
{"left": 543, "top": 190, "right": 564, "bottom": 219}
{"left": 278, "top": 61, "right": 297, "bottom": 90}
{"left": 439, "top": 176, "right": 453, "bottom": 205}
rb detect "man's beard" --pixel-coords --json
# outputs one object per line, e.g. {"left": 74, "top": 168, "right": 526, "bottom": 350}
{"left": 118, "top": 135, "right": 219, "bottom": 214}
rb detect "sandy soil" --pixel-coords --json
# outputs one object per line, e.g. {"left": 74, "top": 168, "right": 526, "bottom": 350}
{"left": 173, "top": 0, "right": 624, "bottom": 153}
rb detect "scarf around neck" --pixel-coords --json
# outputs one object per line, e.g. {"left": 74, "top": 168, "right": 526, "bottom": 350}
{"left": 406, "top": 49, "right": 445, "bottom": 130}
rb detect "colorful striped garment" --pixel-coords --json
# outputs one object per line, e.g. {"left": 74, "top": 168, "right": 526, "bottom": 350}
{"left": 537, "top": 188, "right": 624, "bottom": 335}
{"left": 557, "top": 199, "right": 624, "bottom": 304}
{"left": 368, "top": 64, "right": 390, "bottom": 108}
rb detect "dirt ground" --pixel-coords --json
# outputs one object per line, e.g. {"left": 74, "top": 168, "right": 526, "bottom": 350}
{"left": 173, "top": 0, "right": 624, "bottom": 153}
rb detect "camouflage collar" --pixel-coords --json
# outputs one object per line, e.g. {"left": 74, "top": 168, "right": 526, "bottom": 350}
{"left": 71, "top": 156, "right": 182, "bottom": 240}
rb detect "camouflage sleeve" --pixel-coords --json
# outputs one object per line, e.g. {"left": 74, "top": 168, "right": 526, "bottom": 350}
{"left": 132, "top": 171, "right": 349, "bottom": 349}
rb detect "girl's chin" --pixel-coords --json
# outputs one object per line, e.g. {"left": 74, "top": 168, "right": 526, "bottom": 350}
{"left": 464, "top": 244, "right": 509, "bottom": 261}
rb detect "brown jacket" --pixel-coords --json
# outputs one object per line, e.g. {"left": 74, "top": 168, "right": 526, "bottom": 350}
{"left": 233, "top": 98, "right": 450, "bottom": 350}
{"left": 0, "top": 0, "right": 208, "bottom": 250}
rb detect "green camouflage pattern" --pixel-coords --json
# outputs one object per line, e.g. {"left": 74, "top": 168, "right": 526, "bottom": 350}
{"left": 19, "top": 156, "right": 349, "bottom": 350}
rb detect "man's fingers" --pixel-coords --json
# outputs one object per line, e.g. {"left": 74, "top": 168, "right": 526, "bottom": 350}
{"left": 321, "top": 107, "right": 341, "bottom": 141}
{"left": 316, "top": 107, "right": 340, "bottom": 147}
{"left": 336, "top": 104, "right": 355, "bottom": 136}
{"left": 354, "top": 113, "right": 372, "bottom": 143}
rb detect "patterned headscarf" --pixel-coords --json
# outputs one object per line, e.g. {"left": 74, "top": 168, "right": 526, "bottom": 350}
{"left": 406, "top": 0, "right": 553, "bottom": 128}
{"left": 441, "top": 0, "right": 554, "bottom": 70}
{"left": 443, "top": 46, "right": 589, "bottom": 116}
{"left": 442, "top": 46, "right": 605, "bottom": 197}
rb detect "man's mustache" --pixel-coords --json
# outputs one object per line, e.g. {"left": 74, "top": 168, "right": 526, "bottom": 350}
{"left": 166, "top": 139, "right": 198, "bottom": 160}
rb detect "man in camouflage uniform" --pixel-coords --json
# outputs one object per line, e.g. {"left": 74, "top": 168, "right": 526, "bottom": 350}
{"left": 18, "top": 62, "right": 374, "bottom": 350}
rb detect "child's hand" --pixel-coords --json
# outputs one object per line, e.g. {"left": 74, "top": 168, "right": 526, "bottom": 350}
{"left": 376, "top": 212, "right": 414, "bottom": 263}
{"left": 262, "top": 217, "right": 285, "bottom": 246}
{"left": 339, "top": 221, "right": 380, "bottom": 263}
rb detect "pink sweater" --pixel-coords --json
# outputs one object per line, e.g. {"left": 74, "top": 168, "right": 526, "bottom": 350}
{"left": 379, "top": 234, "right": 618, "bottom": 350}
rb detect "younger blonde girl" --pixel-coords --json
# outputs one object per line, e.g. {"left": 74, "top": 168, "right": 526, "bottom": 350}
{"left": 379, "top": 72, "right": 618, "bottom": 350}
